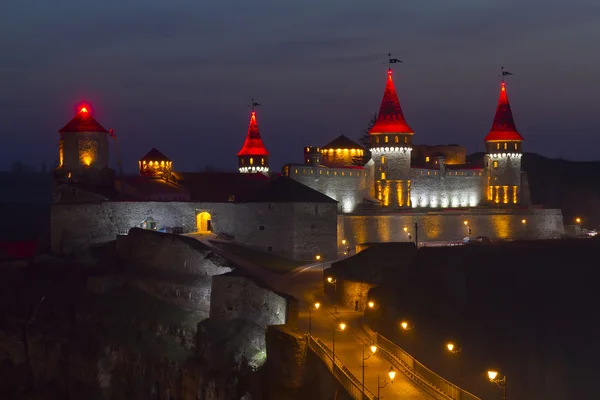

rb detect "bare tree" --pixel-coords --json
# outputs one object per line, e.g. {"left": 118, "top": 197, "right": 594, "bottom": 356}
{"left": 352, "top": 113, "right": 376, "bottom": 166}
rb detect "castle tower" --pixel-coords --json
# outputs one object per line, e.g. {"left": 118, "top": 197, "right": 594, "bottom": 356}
{"left": 369, "top": 68, "right": 414, "bottom": 208}
{"left": 139, "top": 148, "right": 173, "bottom": 180}
{"left": 484, "top": 79, "right": 524, "bottom": 205}
{"left": 57, "top": 105, "right": 110, "bottom": 178}
{"left": 237, "top": 109, "right": 270, "bottom": 174}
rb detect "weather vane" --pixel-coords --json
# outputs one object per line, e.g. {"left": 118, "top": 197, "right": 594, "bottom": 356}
{"left": 500, "top": 66, "right": 513, "bottom": 82}
{"left": 386, "top": 53, "right": 402, "bottom": 69}
{"left": 251, "top": 98, "right": 262, "bottom": 111}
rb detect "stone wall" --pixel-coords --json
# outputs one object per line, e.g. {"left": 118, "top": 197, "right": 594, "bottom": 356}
{"left": 335, "top": 279, "right": 377, "bottom": 312}
{"left": 52, "top": 200, "right": 338, "bottom": 260}
{"left": 210, "top": 274, "right": 296, "bottom": 329}
{"left": 410, "top": 168, "right": 485, "bottom": 208}
{"left": 339, "top": 208, "right": 565, "bottom": 245}
{"left": 287, "top": 165, "right": 367, "bottom": 213}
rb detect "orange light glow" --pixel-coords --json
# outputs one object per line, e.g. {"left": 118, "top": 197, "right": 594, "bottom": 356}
{"left": 80, "top": 106, "right": 88, "bottom": 113}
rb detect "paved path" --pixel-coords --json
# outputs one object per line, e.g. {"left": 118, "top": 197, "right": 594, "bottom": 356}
{"left": 188, "top": 236, "right": 434, "bottom": 399}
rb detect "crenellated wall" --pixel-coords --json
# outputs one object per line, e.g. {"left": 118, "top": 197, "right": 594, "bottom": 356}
{"left": 339, "top": 208, "right": 564, "bottom": 245}
{"left": 410, "top": 168, "right": 485, "bottom": 208}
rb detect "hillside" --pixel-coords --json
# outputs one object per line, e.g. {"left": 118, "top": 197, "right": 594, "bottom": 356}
{"left": 468, "top": 152, "right": 600, "bottom": 227}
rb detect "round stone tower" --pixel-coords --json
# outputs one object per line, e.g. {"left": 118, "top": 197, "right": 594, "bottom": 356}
{"left": 57, "top": 105, "right": 110, "bottom": 179}
{"left": 369, "top": 68, "right": 414, "bottom": 208}
{"left": 484, "top": 79, "right": 524, "bottom": 206}
{"left": 237, "top": 108, "right": 270, "bottom": 175}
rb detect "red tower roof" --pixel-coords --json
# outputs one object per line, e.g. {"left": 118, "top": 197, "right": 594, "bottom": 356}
{"left": 369, "top": 69, "right": 414, "bottom": 135}
{"left": 59, "top": 106, "right": 108, "bottom": 133}
{"left": 485, "top": 82, "right": 524, "bottom": 141}
{"left": 237, "top": 111, "right": 269, "bottom": 156}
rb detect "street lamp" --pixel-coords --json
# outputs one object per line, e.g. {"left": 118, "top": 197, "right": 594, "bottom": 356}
{"left": 362, "top": 344, "right": 377, "bottom": 395}
{"left": 487, "top": 370, "right": 507, "bottom": 400}
{"left": 342, "top": 239, "right": 347, "bottom": 245}
{"left": 400, "top": 320, "right": 414, "bottom": 331}
{"left": 332, "top": 321, "right": 346, "bottom": 369}
{"left": 377, "top": 367, "right": 396, "bottom": 398}
{"left": 326, "top": 277, "right": 338, "bottom": 313}
{"left": 463, "top": 220, "right": 471, "bottom": 241}
{"left": 308, "top": 301, "right": 320, "bottom": 336}
{"left": 367, "top": 300, "right": 376, "bottom": 309}
{"left": 446, "top": 343, "right": 463, "bottom": 396}
{"left": 575, "top": 217, "right": 581, "bottom": 224}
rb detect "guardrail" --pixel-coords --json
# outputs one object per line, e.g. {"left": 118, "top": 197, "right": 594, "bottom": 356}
{"left": 307, "top": 335, "right": 376, "bottom": 400}
{"left": 362, "top": 325, "right": 480, "bottom": 400}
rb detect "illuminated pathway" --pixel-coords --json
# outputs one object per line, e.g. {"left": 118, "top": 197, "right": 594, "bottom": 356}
{"left": 191, "top": 236, "right": 435, "bottom": 399}
{"left": 280, "top": 264, "right": 436, "bottom": 400}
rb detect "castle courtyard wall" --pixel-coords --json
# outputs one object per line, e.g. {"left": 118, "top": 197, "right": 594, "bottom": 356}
{"left": 339, "top": 208, "right": 564, "bottom": 245}
{"left": 410, "top": 169, "right": 485, "bottom": 208}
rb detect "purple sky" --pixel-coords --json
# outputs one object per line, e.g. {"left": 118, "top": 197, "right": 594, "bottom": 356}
{"left": 1, "top": 1, "right": 599, "bottom": 172}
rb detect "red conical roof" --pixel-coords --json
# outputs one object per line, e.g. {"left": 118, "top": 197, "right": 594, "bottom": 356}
{"left": 59, "top": 105, "right": 109, "bottom": 133}
{"left": 485, "top": 82, "right": 524, "bottom": 141}
{"left": 237, "top": 111, "right": 269, "bottom": 156}
{"left": 369, "top": 69, "right": 414, "bottom": 135}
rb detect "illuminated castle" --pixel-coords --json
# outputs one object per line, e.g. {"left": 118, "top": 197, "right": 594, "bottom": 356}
{"left": 286, "top": 68, "right": 526, "bottom": 212}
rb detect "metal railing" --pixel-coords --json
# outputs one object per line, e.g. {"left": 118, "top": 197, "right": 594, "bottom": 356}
{"left": 307, "top": 335, "right": 376, "bottom": 400}
{"left": 362, "top": 325, "right": 480, "bottom": 400}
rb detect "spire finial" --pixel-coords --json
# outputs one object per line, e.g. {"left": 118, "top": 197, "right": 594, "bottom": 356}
{"left": 251, "top": 98, "right": 261, "bottom": 112}
{"left": 387, "top": 53, "right": 402, "bottom": 71}
{"left": 500, "top": 66, "right": 513, "bottom": 83}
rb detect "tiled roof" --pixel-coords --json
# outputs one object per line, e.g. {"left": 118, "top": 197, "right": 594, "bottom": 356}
{"left": 237, "top": 177, "right": 337, "bottom": 203}
{"left": 485, "top": 82, "right": 524, "bottom": 141}
{"left": 172, "top": 172, "right": 270, "bottom": 202}
{"left": 59, "top": 107, "right": 108, "bottom": 133}
{"left": 369, "top": 69, "right": 414, "bottom": 134}
{"left": 237, "top": 111, "right": 269, "bottom": 156}
{"left": 140, "top": 148, "right": 171, "bottom": 162}
{"left": 321, "top": 135, "right": 364, "bottom": 150}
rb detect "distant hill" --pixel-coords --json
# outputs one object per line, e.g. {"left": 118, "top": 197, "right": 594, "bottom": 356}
{"left": 468, "top": 152, "right": 600, "bottom": 228}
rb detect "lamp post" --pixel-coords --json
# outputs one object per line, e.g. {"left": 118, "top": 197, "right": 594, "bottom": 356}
{"left": 487, "top": 370, "right": 507, "bottom": 400}
{"left": 308, "top": 302, "right": 320, "bottom": 336}
{"left": 377, "top": 367, "right": 396, "bottom": 398}
{"left": 464, "top": 220, "right": 471, "bottom": 241}
{"left": 327, "top": 276, "right": 338, "bottom": 313}
{"left": 332, "top": 322, "right": 346, "bottom": 370}
{"left": 446, "top": 343, "right": 463, "bottom": 398}
{"left": 362, "top": 345, "right": 377, "bottom": 398}
{"left": 521, "top": 218, "right": 527, "bottom": 239}
{"left": 414, "top": 221, "right": 419, "bottom": 248}
{"left": 315, "top": 254, "right": 324, "bottom": 271}
{"left": 400, "top": 320, "right": 414, "bottom": 331}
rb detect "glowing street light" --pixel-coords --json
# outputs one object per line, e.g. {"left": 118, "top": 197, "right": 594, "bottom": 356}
{"left": 377, "top": 367, "right": 396, "bottom": 398}
{"left": 332, "top": 321, "right": 347, "bottom": 367}
{"left": 403, "top": 226, "right": 408, "bottom": 232}
{"left": 342, "top": 239, "right": 347, "bottom": 245}
{"left": 400, "top": 320, "right": 413, "bottom": 331}
{"left": 487, "top": 370, "right": 507, "bottom": 399}
{"left": 362, "top": 344, "right": 378, "bottom": 393}
{"left": 368, "top": 301, "right": 375, "bottom": 309}
{"left": 575, "top": 217, "right": 581, "bottom": 224}
{"left": 446, "top": 343, "right": 463, "bottom": 390}
{"left": 521, "top": 219, "right": 526, "bottom": 224}
{"left": 464, "top": 220, "right": 472, "bottom": 240}
{"left": 315, "top": 254, "right": 321, "bottom": 261}
{"left": 308, "top": 301, "right": 320, "bottom": 336}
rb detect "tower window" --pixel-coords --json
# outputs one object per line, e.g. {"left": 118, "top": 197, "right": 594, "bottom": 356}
{"left": 493, "top": 161, "right": 498, "bottom": 168}
{"left": 425, "top": 156, "right": 430, "bottom": 162}
{"left": 381, "top": 172, "right": 386, "bottom": 180}
{"left": 385, "top": 136, "right": 389, "bottom": 143}
{"left": 497, "top": 143, "right": 500, "bottom": 150}
{"left": 261, "top": 158, "right": 264, "bottom": 165}
{"left": 504, "top": 143, "right": 507, "bottom": 150}
{"left": 514, "top": 143, "right": 518, "bottom": 150}
{"left": 404, "top": 136, "right": 408, "bottom": 144}
{"left": 241, "top": 158, "right": 244, "bottom": 165}
{"left": 376, "top": 137, "right": 380, "bottom": 143}
{"left": 381, "top": 156, "right": 386, "bottom": 164}
{"left": 395, "top": 136, "right": 399, "bottom": 143}
{"left": 250, "top": 157, "right": 254, "bottom": 165}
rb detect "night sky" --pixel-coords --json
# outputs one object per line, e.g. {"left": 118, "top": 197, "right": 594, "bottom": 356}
{"left": 2, "top": 1, "right": 599, "bottom": 173}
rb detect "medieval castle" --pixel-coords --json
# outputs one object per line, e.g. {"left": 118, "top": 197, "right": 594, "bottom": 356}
{"left": 51, "top": 68, "right": 565, "bottom": 260}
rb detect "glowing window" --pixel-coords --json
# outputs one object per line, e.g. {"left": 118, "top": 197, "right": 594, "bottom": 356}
{"left": 504, "top": 143, "right": 507, "bottom": 150}
{"left": 295, "top": 169, "right": 298, "bottom": 174}
{"left": 241, "top": 158, "right": 244, "bottom": 165}
{"left": 261, "top": 158, "right": 264, "bottom": 165}
{"left": 334, "top": 171, "right": 337, "bottom": 176}
{"left": 250, "top": 158, "right": 254, "bottom": 165}
{"left": 381, "top": 156, "right": 386, "bottom": 164}
{"left": 425, "top": 156, "right": 430, "bottom": 162}
{"left": 404, "top": 136, "right": 408, "bottom": 143}
{"left": 381, "top": 172, "right": 386, "bottom": 180}
{"left": 497, "top": 143, "right": 500, "bottom": 150}
{"left": 395, "top": 136, "right": 399, "bottom": 143}
{"left": 385, "top": 136, "right": 389, "bottom": 143}
{"left": 514, "top": 143, "right": 518, "bottom": 150}
{"left": 341, "top": 172, "right": 345, "bottom": 176}
{"left": 349, "top": 172, "right": 352, "bottom": 176}
{"left": 310, "top": 170, "right": 313, "bottom": 174}
{"left": 493, "top": 161, "right": 498, "bottom": 168}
